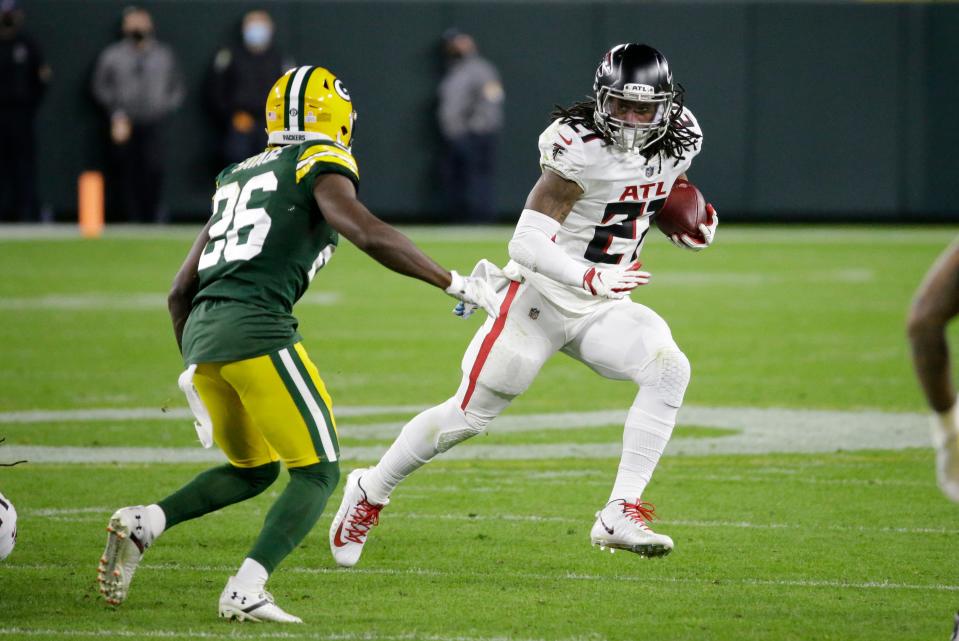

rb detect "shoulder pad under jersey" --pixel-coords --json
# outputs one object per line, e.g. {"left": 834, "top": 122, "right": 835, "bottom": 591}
{"left": 537, "top": 119, "right": 606, "bottom": 190}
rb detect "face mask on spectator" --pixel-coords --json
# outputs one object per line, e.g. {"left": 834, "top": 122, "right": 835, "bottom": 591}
{"left": 125, "top": 29, "right": 150, "bottom": 43}
{"left": 243, "top": 22, "right": 272, "bottom": 49}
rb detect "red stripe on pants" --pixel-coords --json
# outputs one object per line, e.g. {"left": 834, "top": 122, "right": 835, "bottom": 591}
{"left": 460, "top": 280, "right": 521, "bottom": 410}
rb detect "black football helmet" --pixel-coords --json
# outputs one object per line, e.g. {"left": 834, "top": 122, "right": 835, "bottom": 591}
{"left": 593, "top": 44, "right": 676, "bottom": 153}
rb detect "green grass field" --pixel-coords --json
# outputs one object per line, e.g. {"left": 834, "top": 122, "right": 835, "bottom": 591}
{"left": 1, "top": 225, "right": 958, "bottom": 640}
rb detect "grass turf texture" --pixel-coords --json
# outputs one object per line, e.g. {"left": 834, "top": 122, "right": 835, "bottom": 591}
{"left": 1, "top": 225, "right": 958, "bottom": 640}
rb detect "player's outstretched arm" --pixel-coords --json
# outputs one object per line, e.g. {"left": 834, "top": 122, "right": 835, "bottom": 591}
{"left": 313, "top": 173, "right": 450, "bottom": 287}
{"left": 313, "top": 173, "right": 498, "bottom": 316}
{"left": 168, "top": 220, "right": 214, "bottom": 353}
{"left": 908, "top": 238, "right": 959, "bottom": 413}
{"left": 509, "top": 170, "right": 649, "bottom": 298}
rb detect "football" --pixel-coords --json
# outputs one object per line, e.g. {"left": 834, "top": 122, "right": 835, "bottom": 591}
{"left": 0, "top": 491, "right": 17, "bottom": 561}
{"left": 654, "top": 178, "right": 708, "bottom": 239}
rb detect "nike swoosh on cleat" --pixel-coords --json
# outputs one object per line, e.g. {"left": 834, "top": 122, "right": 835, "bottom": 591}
{"left": 599, "top": 515, "right": 614, "bottom": 535}
{"left": 333, "top": 521, "right": 348, "bottom": 547}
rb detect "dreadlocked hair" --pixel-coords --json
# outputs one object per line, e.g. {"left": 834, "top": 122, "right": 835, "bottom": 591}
{"left": 549, "top": 84, "right": 701, "bottom": 165}
{"left": 550, "top": 97, "right": 605, "bottom": 140}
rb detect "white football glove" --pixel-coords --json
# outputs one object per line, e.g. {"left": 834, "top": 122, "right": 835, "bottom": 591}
{"left": 446, "top": 270, "right": 499, "bottom": 320}
{"left": 582, "top": 262, "right": 651, "bottom": 299}
{"left": 669, "top": 203, "right": 719, "bottom": 251}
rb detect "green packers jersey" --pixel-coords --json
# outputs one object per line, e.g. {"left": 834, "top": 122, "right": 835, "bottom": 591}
{"left": 181, "top": 139, "right": 359, "bottom": 364}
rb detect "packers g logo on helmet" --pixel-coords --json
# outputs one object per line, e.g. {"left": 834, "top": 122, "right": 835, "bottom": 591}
{"left": 265, "top": 66, "right": 357, "bottom": 148}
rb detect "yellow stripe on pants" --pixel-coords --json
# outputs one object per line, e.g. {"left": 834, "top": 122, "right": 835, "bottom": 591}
{"left": 192, "top": 342, "right": 337, "bottom": 468}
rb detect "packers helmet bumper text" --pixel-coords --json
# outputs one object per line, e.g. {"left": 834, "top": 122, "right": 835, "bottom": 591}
{"left": 265, "top": 66, "right": 357, "bottom": 148}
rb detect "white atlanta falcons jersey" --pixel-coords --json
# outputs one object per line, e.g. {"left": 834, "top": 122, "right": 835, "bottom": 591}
{"left": 505, "top": 107, "right": 703, "bottom": 314}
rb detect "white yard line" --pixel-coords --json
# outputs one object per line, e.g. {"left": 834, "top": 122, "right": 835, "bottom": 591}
{"left": 653, "top": 268, "right": 874, "bottom": 286}
{"left": 0, "top": 404, "right": 930, "bottom": 461}
{"left": 420, "top": 473, "right": 928, "bottom": 489}
{"left": 5, "top": 562, "right": 956, "bottom": 593}
{"left": 23, "top": 507, "right": 959, "bottom": 536}
{"left": 26, "top": 506, "right": 111, "bottom": 516}
{"left": 0, "top": 224, "right": 198, "bottom": 241}
{"left": 0, "top": 405, "right": 425, "bottom": 424}
{"left": 306, "top": 405, "right": 932, "bottom": 456}
{"left": 664, "top": 474, "right": 928, "bottom": 487}
{"left": 0, "top": 630, "right": 557, "bottom": 641}
{"left": 0, "top": 293, "right": 169, "bottom": 310}
{"left": 0, "top": 408, "right": 195, "bottom": 422}
{"left": 390, "top": 513, "right": 959, "bottom": 537}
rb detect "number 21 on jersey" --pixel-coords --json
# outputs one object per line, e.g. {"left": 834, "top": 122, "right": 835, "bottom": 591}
{"left": 199, "top": 171, "right": 278, "bottom": 270}
{"left": 584, "top": 197, "right": 666, "bottom": 265}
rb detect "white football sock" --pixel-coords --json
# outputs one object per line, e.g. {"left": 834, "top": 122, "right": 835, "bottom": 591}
{"left": 932, "top": 400, "right": 958, "bottom": 446}
{"left": 362, "top": 399, "right": 479, "bottom": 505}
{"left": 235, "top": 557, "right": 269, "bottom": 590}
{"left": 608, "top": 389, "right": 678, "bottom": 502}
{"left": 145, "top": 503, "right": 166, "bottom": 537}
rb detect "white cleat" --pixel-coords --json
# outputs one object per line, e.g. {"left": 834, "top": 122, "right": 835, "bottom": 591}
{"left": 590, "top": 499, "right": 673, "bottom": 558}
{"left": 933, "top": 423, "right": 959, "bottom": 502}
{"left": 97, "top": 506, "right": 158, "bottom": 605}
{"left": 218, "top": 576, "right": 302, "bottom": 623}
{"left": 329, "top": 468, "right": 387, "bottom": 568}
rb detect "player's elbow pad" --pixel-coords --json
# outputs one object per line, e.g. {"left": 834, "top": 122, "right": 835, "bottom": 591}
{"left": 508, "top": 209, "right": 561, "bottom": 268}
{"left": 507, "top": 241, "right": 534, "bottom": 272}
{"left": 508, "top": 209, "right": 583, "bottom": 286}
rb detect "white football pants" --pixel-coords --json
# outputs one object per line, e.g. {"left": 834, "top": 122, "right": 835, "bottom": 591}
{"left": 362, "top": 279, "right": 690, "bottom": 506}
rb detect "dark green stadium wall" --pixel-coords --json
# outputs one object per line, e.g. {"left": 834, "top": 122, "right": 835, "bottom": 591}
{"left": 24, "top": 1, "right": 959, "bottom": 222}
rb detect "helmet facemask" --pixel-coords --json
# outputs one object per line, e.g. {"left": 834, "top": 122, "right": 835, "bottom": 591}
{"left": 594, "top": 83, "right": 674, "bottom": 153}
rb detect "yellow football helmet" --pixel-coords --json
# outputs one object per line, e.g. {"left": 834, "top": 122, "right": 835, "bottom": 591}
{"left": 265, "top": 66, "right": 357, "bottom": 147}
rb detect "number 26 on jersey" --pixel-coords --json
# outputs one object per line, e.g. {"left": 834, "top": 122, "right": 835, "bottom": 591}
{"left": 199, "top": 171, "right": 278, "bottom": 271}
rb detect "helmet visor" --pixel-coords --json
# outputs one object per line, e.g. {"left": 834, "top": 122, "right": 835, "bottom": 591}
{"left": 596, "top": 84, "right": 673, "bottom": 152}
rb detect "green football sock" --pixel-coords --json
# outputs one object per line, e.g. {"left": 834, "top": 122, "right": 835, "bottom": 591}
{"left": 248, "top": 461, "right": 340, "bottom": 574}
{"left": 157, "top": 461, "right": 280, "bottom": 529}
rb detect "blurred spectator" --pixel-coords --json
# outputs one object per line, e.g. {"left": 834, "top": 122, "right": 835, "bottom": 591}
{"left": 0, "top": 0, "right": 51, "bottom": 222}
{"left": 91, "top": 6, "right": 184, "bottom": 223}
{"left": 205, "top": 10, "right": 289, "bottom": 165}
{"left": 437, "top": 28, "right": 504, "bottom": 224}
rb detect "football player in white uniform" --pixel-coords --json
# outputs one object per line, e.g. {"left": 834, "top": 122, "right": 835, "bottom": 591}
{"left": 330, "top": 43, "right": 718, "bottom": 565}
{"left": 908, "top": 237, "right": 959, "bottom": 502}
{"left": 0, "top": 490, "right": 17, "bottom": 561}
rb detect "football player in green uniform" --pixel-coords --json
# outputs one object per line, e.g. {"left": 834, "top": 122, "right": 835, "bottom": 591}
{"left": 96, "top": 65, "right": 498, "bottom": 622}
